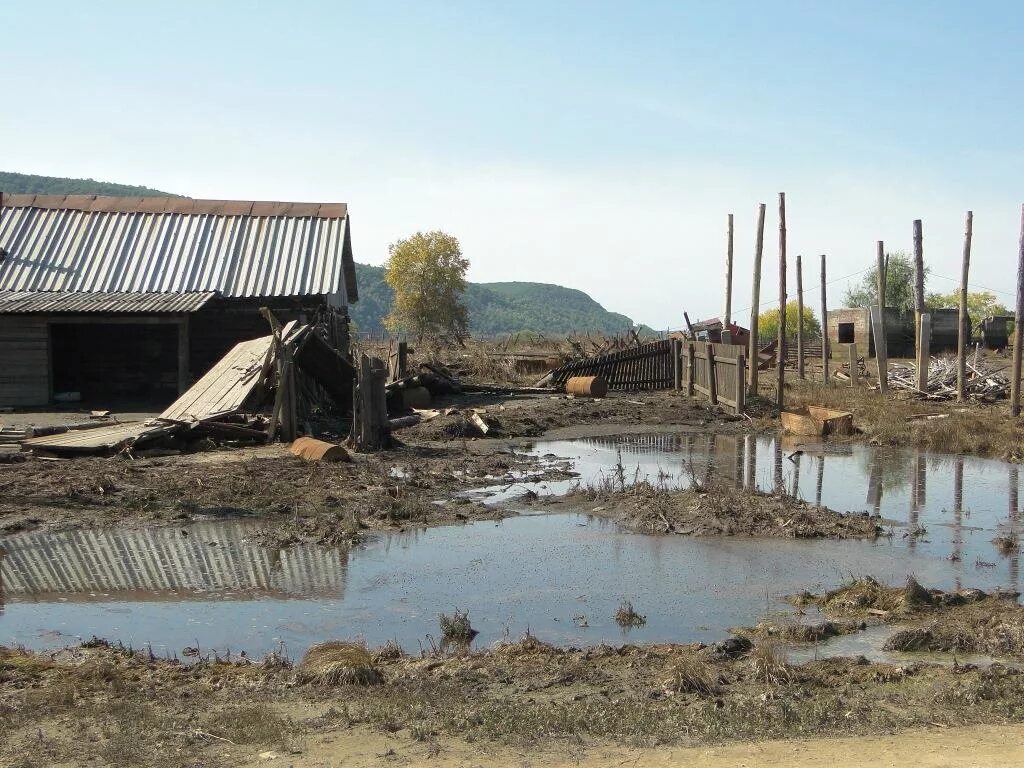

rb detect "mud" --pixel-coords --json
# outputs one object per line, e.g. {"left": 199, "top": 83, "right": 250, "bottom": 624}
{"left": 0, "top": 391, "right": 729, "bottom": 538}
{"left": 802, "top": 576, "right": 1024, "bottom": 657}
{"left": 549, "top": 480, "right": 883, "bottom": 539}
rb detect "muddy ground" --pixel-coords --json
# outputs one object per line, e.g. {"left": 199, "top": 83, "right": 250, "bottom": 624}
{"left": 0, "top": 391, "right": 742, "bottom": 539}
{"left": 4, "top": 585, "right": 1024, "bottom": 768}
{"left": 543, "top": 479, "right": 883, "bottom": 539}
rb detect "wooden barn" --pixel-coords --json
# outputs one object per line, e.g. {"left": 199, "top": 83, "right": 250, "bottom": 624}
{"left": 0, "top": 194, "right": 357, "bottom": 407}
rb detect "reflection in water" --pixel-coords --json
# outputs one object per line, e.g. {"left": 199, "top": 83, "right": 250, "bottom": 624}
{"left": 4, "top": 432, "right": 1024, "bottom": 659}
{"left": 524, "top": 433, "right": 1024, "bottom": 595}
{"left": 1, "top": 522, "right": 348, "bottom": 603}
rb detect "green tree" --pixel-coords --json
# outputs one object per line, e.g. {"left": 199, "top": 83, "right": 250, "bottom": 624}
{"left": 758, "top": 301, "right": 821, "bottom": 342}
{"left": 925, "top": 290, "right": 1011, "bottom": 329}
{"left": 842, "top": 252, "right": 926, "bottom": 311}
{"left": 384, "top": 231, "right": 470, "bottom": 342}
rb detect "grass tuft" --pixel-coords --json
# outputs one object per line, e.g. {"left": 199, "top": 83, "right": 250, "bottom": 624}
{"left": 296, "top": 642, "right": 384, "bottom": 686}
{"left": 614, "top": 600, "right": 647, "bottom": 628}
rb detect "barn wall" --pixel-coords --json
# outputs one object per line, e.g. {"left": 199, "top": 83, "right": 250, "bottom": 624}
{"left": 188, "top": 297, "right": 325, "bottom": 380}
{"left": 0, "top": 316, "right": 49, "bottom": 406}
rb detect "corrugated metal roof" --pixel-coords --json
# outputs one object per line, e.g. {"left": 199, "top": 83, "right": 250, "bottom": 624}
{"left": 0, "top": 195, "right": 357, "bottom": 303}
{"left": 0, "top": 290, "right": 216, "bottom": 314}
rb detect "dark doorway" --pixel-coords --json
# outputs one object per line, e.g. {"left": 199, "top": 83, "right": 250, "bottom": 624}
{"left": 837, "top": 322, "right": 855, "bottom": 344}
{"left": 51, "top": 323, "right": 179, "bottom": 405}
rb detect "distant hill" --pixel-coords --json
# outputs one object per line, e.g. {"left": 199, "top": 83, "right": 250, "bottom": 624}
{"left": 352, "top": 263, "right": 642, "bottom": 336}
{"left": 0, "top": 171, "right": 172, "bottom": 197}
{"left": 2, "top": 172, "right": 648, "bottom": 335}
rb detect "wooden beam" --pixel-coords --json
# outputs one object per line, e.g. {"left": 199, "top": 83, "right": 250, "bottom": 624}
{"left": 876, "top": 241, "right": 886, "bottom": 309}
{"left": 776, "top": 192, "right": 787, "bottom": 408}
{"left": 796, "top": 253, "right": 804, "bottom": 379}
{"left": 956, "top": 211, "right": 973, "bottom": 402}
{"left": 820, "top": 254, "right": 829, "bottom": 383}
{"left": 913, "top": 218, "right": 925, "bottom": 347}
{"left": 1014, "top": 204, "right": 1024, "bottom": 417}
{"left": 177, "top": 317, "right": 190, "bottom": 395}
{"left": 724, "top": 213, "right": 734, "bottom": 327}
{"left": 871, "top": 304, "right": 889, "bottom": 395}
{"left": 748, "top": 203, "right": 766, "bottom": 394}
{"left": 917, "top": 313, "right": 931, "bottom": 392}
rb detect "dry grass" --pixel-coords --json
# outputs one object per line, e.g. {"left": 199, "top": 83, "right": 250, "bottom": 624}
{"left": 750, "top": 640, "right": 792, "bottom": 686}
{"left": 205, "top": 703, "right": 291, "bottom": 745}
{"left": 788, "top": 380, "right": 1024, "bottom": 460}
{"left": 816, "top": 575, "right": 933, "bottom": 616}
{"left": 295, "top": 642, "right": 384, "bottom": 686}
{"left": 439, "top": 609, "right": 478, "bottom": 644}
{"left": 614, "top": 600, "right": 647, "bottom": 628}
{"left": 663, "top": 652, "right": 718, "bottom": 696}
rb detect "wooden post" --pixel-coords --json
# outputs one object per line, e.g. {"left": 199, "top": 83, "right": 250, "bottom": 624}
{"left": 820, "top": 254, "right": 829, "bottom": 383}
{"left": 776, "top": 192, "right": 787, "bottom": 408}
{"left": 1014, "top": 204, "right": 1024, "bottom": 417}
{"left": 735, "top": 354, "right": 746, "bottom": 414}
{"left": 355, "top": 353, "right": 391, "bottom": 450}
{"left": 395, "top": 340, "right": 408, "bottom": 382}
{"left": 956, "top": 211, "right": 973, "bottom": 402}
{"left": 177, "top": 317, "right": 190, "bottom": 395}
{"left": 913, "top": 219, "right": 925, "bottom": 347}
{"left": 686, "top": 343, "right": 696, "bottom": 397}
{"left": 848, "top": 343, "right": 858, "bottom": 388}
{"left": 871, "top": 304, "right": 889, "bottom": 395}
{"left": 724, "top": 213, "right": 734, "bottom": 327}
{"left": 707, "top": 344, "right": 718, "bottom": 405}
{"left": 748, "top": 203, "right": 766, "bottom": 394}
{"left": 876, "top": 241, "right": 886, "bottom": 309}
{"left": 671, "top": 338, "right": 681, "bottom": 391}
{"left": 917, "top": 313, "right": 931, "bottom": 392}
{"left": 796, "top": 253, "right": 804, "bottom": 379}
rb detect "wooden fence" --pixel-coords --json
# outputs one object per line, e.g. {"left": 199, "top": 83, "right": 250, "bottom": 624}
{"left": 549, "top": 339, "right": 675, "bottom": 390}
{"left": 549, "top": 339, "right": 746, "bottom": 414}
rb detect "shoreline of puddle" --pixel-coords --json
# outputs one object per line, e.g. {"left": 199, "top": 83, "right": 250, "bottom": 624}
{"left": 2, "top": 431, "right": 1022, "bottom": 669}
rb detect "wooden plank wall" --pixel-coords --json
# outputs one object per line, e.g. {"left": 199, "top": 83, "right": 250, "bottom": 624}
{"left": 0, "top": 316, "right": 49, "bottom": 406}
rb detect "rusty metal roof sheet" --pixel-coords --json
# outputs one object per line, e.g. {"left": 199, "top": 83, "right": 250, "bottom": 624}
{"left": 0, "top": 290, "right": 216, "bottom": 314}
{"left": 0, "top": 194, "right": 357, "bottom": 303}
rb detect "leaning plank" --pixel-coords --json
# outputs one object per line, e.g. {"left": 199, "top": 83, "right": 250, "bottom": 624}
{"left": 160, "top": 335, "right": 276, "bottom": 423}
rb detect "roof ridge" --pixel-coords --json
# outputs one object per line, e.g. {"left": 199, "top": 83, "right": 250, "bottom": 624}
{"left": 0, "top": 193, "right": 347, "bottom": 219}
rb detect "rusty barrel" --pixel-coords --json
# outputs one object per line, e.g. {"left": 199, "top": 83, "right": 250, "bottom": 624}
{"left": 565, "top": 375, "right": 608, "bottom": 398}
{"left": 289, "top": 436, "right": 352, "bottom": 463}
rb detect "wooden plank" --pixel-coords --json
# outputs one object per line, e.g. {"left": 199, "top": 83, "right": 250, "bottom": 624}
{"left": 160, "top": 335, "right": 275, "bottom": 422}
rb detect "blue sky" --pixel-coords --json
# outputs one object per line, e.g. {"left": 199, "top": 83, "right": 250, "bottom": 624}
{"left": 4, "top": 1, "right": 1023, "bottom": 329}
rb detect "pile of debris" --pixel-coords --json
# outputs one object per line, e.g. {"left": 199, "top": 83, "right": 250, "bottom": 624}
{"left": 18, "top": 320, "right": 354, "bottom": 458}
{"left": 888, "top": 356, "right": 1010, "bottom": 400}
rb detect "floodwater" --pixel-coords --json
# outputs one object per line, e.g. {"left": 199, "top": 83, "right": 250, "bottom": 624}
{"left": 1, "top": 433, "right": 1021, "bottom": 661}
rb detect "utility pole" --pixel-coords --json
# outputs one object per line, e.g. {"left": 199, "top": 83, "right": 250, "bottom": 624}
{"left": 724, "top": 213, "right": 734, "bottom": 328}
{"left": 820, "top": 254, "right": 829, "bottom": 382}
{"left": 1014, "top": 205, "right": 1024, "bottom": 417}
{"left": 796, "top": 253, "right": 804, "bottom": 379}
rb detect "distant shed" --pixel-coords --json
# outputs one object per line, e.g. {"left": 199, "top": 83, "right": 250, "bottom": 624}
{"left": 0, "top": 194, "right": 357, "bottom": 407}
{"left": 826, "top": 306, "right": 965, "bottom": 359}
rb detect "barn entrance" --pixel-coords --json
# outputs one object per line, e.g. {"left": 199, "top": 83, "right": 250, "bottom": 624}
{"left": 50, "top": 322, "right": 180, "bottom": 405}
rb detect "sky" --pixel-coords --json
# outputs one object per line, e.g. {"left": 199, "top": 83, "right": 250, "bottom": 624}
{"left": 3, "top": 1, "right": 1023, "bottom": 330}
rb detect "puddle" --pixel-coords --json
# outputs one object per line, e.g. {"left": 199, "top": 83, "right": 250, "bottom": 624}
{"left": 2, "top": 433, "right": 1022, "bottom": 661}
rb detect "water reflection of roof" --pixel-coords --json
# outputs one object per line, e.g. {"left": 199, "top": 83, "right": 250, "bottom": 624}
{"left": 0, "top": 522, "right": 348, "bottom": 602}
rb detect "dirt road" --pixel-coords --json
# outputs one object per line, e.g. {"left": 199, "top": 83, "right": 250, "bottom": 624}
{"left": 238, "top": 723, "right": 1024, "bottom": 767}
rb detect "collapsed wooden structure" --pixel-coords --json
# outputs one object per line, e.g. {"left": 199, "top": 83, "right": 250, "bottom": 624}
{"left": 21, "top": 322, "right": 355, "bottom": 456}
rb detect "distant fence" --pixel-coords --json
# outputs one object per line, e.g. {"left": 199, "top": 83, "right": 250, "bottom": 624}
{"left": 549, "top": 339, "right": 746, "bottom": 414}
{"left": 550, "top": 339, "right": 674, "bottom": 390}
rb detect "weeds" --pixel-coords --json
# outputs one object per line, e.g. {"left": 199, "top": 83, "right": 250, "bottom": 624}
{"left": 205, "top": 704, "right": 291, "bottom": 746}
{"left": 750, "top": 640, "right": 791, "bottom": 686}
{"left": 439, "top": 609, "right": 478, "bottom": 644}
{"left": 663, "top": 652, "right": 718, "bottom": 695}
{"left": 614, "top": 600, "right": 647, "bottom": 628}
